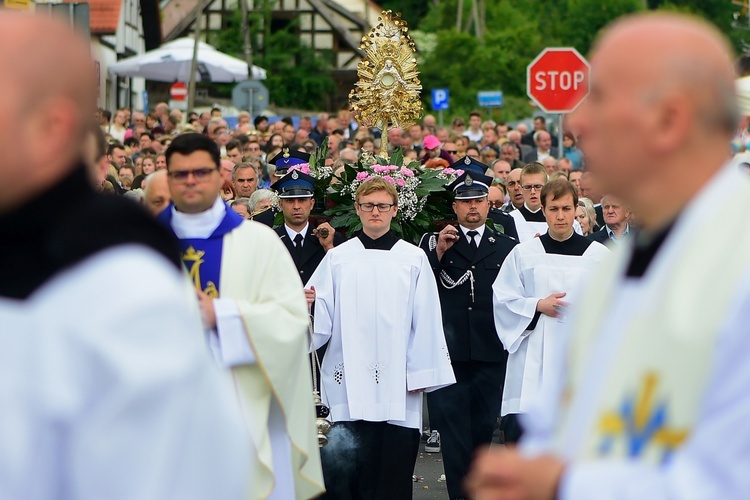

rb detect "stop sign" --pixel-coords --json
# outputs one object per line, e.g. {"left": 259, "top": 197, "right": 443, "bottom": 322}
{"left": 170, "top": 82, "right": 188, "bottom": 101}
{"left": 527, "top": 48, "right": 590, "bottom": 114}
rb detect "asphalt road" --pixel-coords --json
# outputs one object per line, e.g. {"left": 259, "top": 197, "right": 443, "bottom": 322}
{"left": 412, "top": 441, "right": 448, "bottom": 499}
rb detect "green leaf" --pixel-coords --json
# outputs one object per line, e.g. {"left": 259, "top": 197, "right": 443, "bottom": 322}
{"left": 389, "top": 148, "right": 404, "bottom": 168}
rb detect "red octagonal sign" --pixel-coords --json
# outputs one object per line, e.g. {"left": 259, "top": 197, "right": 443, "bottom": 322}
{"left": 527, "top": 48, "right": 590, "bottom": 114}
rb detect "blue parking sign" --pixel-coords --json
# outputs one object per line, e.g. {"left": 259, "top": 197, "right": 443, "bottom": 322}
{"left": 432, "top": 89, "right": 449, "bottom": 111}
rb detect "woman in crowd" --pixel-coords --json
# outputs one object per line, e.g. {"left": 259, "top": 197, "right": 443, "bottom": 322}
{"left": 576, "top": 197, "right": 598, "bottom": 236}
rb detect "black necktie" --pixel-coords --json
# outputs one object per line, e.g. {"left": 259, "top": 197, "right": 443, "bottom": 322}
{"left": 294, "top": 234, "right": 304, "bottom": 256}
{"left": 467, "top": 230, "right": 479, "bottom": 254}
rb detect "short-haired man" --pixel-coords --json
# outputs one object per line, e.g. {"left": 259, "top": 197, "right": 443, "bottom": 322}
{"left": 558, "top": 157, "right": 573, "bottom": 176}
{"left": 492, "top": 178, "right": 609, "bottom": 444}
{"left": 158, "top": 133, "right": 324, "bottom": 499}
{"left": 568, "top": 169, "right": 583, "bottom": 192}
{"left": 225, "top": 139, "right": 244, "bottom": 165}
{"left": 0, "top": 14, "right": 248, "bottom": 497}
{"left": 107, "top": 143, "right": 127, "bottom": 168}
{"left": 579, "top": 170, "right": 604, "bottom": 227}
{"left": 464, "top": 110, "right": 484, "bottom": 143}
{"left": 588, "top": 194, "right": 631, "bottom": 246}
{"left": 419, "top": 158, "right": 517, "bottom": 500}
{"left": 502, "top": 168, "right": 525, "bottom": 213}
{"left": 491, "top": 159, "right": 511, "bottom": 181}
{"left": 139, "top": 131, "right": 154, "bottom": 150}
{"left": 308, "top": 177, "right": 455, "bottom": 499}
{"left": 508, "top": 163, "right": 549, "bottom": 241}
{"left": 542, "top": 157, "right": 558, "bottom": 175}
{"left": 271, "top": 169, "right": 342, "bottom": 284}
{"left": 523, "top": 130, "right": 558, "bottom": 163}
{"left": 232, "top": 162, "right": 258, "bottom": 198}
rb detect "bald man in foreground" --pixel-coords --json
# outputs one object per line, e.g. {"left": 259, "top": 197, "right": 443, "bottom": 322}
{"left": 0, "top": 13, "right": 249, "bottom": 498}
{"left": 468, "top": 13, "right": 750, "bottom": 499}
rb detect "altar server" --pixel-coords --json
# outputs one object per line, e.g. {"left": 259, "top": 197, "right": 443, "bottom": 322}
{"left": 158, "top": 133, "right": 324, "bottom": 500}
{"left": 308, "top": 177, "right": 456, "bottom": 499}
{"left": 493, "top": 178, "right": 608, "bottom": 443}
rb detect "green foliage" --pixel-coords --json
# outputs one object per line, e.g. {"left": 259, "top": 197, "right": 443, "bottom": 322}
{"left": 210, "top": 8, "right": 335, "bottom": 110}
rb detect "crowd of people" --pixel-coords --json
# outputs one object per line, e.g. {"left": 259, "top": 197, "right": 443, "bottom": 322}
{"left": 6, "top": 9, "right": 750, "bottom": 500}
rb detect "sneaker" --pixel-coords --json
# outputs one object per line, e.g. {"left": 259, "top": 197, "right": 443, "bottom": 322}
{"left": 425, "top": 430, "right": 441, "bottom": 453}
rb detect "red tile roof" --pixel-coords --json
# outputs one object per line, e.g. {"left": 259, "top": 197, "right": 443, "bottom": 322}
{"left": 64, "top": 0, "right": 123, "bottom": 35}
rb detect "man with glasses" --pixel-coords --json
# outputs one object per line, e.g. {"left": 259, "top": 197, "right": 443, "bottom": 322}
{"left": 419, "top": 157, "right": 517, "bottom": 500}
{"left": 308, "top": 177, "right": 455, "bottom": 499}
{"left": 502, "top": 168, "right": 525, "bottom": 213}
{"left": 158, "top": 133, "right": 325, "bottom": 500}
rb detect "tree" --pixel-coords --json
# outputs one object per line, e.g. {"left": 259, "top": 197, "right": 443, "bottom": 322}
{"left": 211, "top": 8, "right": 335, "bottom": 110}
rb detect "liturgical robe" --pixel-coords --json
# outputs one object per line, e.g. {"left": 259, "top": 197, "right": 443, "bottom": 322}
{"left": 510, "top": 203, "right": 583, "bottom": 242}
{"left": 493, "top": 232, "right": 608, "bottom": 416}
{"left": 520, "top": 164, "right": 750, "bottom": 499}
{"left": 307, "top": 233, "right": 456, "bottom": 430}
{"left": 162, "top": 198, "right": 324, "bottom": 500}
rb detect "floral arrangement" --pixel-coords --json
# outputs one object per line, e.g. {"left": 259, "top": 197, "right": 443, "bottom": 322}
{"left": 325, "top": 149, "right": 459, "bottom": 244}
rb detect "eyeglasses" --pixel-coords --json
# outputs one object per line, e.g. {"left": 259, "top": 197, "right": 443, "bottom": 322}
{"left": 522, "top": 184, "right": 544, "bottom": 192}
{"left": 488, "top": 201, "right": 504, "bottom": 208}
{"left": 167, "top": 167, "right": 218, "bottom": 183}
{"left": 357, "top": 202, "right": 394, "bottom": 212}
{"left": 445, "top": 150, "right": 458, "bottom": 154}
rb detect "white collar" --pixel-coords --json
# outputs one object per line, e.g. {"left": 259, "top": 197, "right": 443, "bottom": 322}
{"left": 605, "top": 224, "right": 630, "bottom": 240}
{"left": 170, "top": 197, "right": 226, "bottom": 239}
{"left": 524, "top": 203, "right": 542, "bottom": 213}
{"left": 285, "top": 222, "right": 309, "bottom": 242}
{"left": 460, "top": 224, "right": 485, "bottom": 242}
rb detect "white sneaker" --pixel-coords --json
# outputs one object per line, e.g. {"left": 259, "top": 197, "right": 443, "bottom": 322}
{"left": 425, "top": 430, "right": 441, "bottom": 453}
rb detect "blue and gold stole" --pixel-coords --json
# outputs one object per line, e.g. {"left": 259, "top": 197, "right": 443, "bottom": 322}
{"left": 158, "top": 203, "right": 244, "bottom": 297}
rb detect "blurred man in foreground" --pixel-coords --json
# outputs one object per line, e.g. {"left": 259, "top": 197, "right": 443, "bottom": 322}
{"left": 0, "top": 13, "right": 249, "bottom": 499}
{"left": 468, "top": 13, "right": 750, "bottom": 499}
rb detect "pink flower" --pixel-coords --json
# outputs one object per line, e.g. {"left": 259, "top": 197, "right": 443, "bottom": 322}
{"left": 372, "top": 164, "right": 386, "bottom": 173}
{"left": 396, "top": 178, "right": 405, "bottom": 187}
{"left": 387, "top": 165, "right": 399, "bottom": 172}
{"left": 443, "top": 168, "right": 454, "bottom": 175}
{"left": 290, "top": 163, "right": 311, "bottom": 174}
{"left": 383, "top": 175, "right": 396, "bottom": 184}
{"left": 454, "top": 169, "right": 465, "bottom": 176}
{"left": 356, "top": 171, "right": 369, "bottom": 181}
{"left": 400, "top": 167, "right": 414, "bottom": 177}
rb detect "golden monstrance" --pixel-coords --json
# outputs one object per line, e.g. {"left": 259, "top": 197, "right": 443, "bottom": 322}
{"left": 349, "top": 10, "right": 423, "bottom": 154}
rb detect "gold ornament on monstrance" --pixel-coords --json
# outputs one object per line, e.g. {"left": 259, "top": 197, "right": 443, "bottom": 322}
{"left": 349, "top": 10, "right": 423, "bottom": 154}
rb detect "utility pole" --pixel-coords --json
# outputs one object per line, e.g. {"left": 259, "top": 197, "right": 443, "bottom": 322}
{"left": 187, "top": 13, "right": 202, "bottom": 113}
{"left": 239, "top": 0, "right": 253, "bottom": 77}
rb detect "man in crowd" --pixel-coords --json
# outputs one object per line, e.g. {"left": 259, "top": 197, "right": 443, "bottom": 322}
{"left": 158, "top": 133, "right": 324, "bottom": 499}
{"left": 558, "top": 157, "right": 574, "bottom": 177}
{"left": 491, "top": 159, "right": 511, "bottom": 181}
{"left": 144, "top": 170, "right": 171, "bottom": 216}
{"left": 522, "top": 116, "right": 558, "bottom": 149}
{"left": 542, "top": 157, "right": 558, "bottom": 175}
{"left": 580, "top": 170, "right": 604, "bottom": 226}
{"left": 225, "top": 139, "right": 244, "bottom": 165}
{"left": 308, "top": 177, "right": 455, "bottom": 499}
{"left": 502, "top": 167, "right": 525, "bottom": 213}
{"left": 271, "top": 169, "right": 342, "bottom": 285}
{"left": 463, "top": 110, "right": 484, "bottom": 143}
{"left": 309, "top": 113, "right": 329, "bottom": 145}
{"left": 569, "top": 169, "right": 583, "bottom": 193}
{"left": 523, "top": 130, "right": 558, "bottom": 163}
{"left": 419, "top": 158, "right": 517, "bottom": 500}
{"left": 232, "top": 162, "right": 258, "bottom": 198}
{"left": 470, "top": 13, "right": 750, "bottom": 499}
{"left": 500, "top": 141, "right": 525, "bottom": 170}
{"left": 588, "top": 193, "right": 632, "bottom": 246}
{"left": 492, "top": 178, "right": 609, "bottom": 444}
{"left": 0, "top": 13, "right": 249, "bottom": 498}
{"left": 107, "top": 143, "right": 127, "bottom": 169}
{"left": 508, "top": 163, "right": 549, "bottom": 241}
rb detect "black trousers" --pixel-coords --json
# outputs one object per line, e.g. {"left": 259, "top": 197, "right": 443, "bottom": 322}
{"left": 427, "top": 361, "right": 505, "bottom": 500}
{"left": 319, "top": 420, "right": 420, "bottom": 500}
{"left": 499, "top": 413, "right": 524, "bottom": 445}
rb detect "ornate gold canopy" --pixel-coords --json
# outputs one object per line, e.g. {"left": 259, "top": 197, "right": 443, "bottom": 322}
{"left": 349, "top": 10, "right": 423, "bottom": 154}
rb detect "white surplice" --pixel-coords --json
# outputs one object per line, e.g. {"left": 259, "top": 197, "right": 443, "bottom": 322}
{"left": 308, "top": 237, "right": 456, "bottom": 430}
{"left": 0, "top": 246, "right": 250, "bottom": 500}
{"left": 520, "top": 164, "right": 750, "bottom": 499}
{"left": 492, "top": 236, "right": 609, "bottom": 415}
{"left": 509, "top": 207, "right": 583, "bottom": 242}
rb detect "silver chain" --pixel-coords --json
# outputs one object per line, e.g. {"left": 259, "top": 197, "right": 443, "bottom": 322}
{"left": 439, "top": 269, "right": 475, "bottom": 302}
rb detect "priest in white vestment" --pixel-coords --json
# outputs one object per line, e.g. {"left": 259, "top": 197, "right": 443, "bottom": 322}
{"left": 159, "top": 134, "right": 324, "bottom": 500}
{"left": 493, "top": 178, "right": 608, "bottom": 443}
{"left": 467, "top": 15, "right": 750, "bottom": 500}
{"left": 308, "top": 177, "right": 456, "bottom": 499}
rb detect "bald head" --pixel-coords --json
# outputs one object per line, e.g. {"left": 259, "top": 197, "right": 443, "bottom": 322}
{"left": 0, "top": 13, "right": 96, "bottom": 213}
{"left": 144, "top": 171, "right": 171, "bottom": 216}
{"left": 568, "top": 13, "right": 736, "bottom": 229}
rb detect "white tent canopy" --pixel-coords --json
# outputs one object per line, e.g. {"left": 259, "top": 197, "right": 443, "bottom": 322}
{"left": 109, "top": 38, "right": 267, "bottom": 83}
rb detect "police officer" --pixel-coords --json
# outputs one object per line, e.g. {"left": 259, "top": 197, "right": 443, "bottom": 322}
{"left": 270, "top": 169, "right": 343, "bottom": 284}
{"left": 251, "top": 148, "right": 312, "bottom": 227}
{"left": 419, "top": 156, "right": 517, "bottom": 500}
